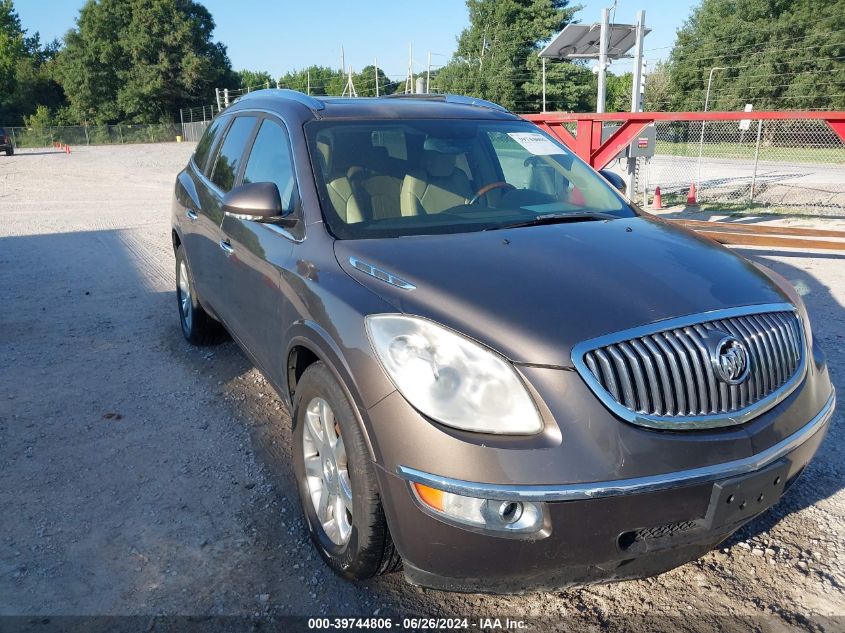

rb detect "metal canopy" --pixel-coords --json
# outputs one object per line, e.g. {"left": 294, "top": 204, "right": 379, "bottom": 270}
{"left": 539, "top": 23, "right": 652, "bottom": 59}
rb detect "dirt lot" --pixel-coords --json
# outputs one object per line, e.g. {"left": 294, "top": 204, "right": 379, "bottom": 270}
{"left": 1, "top": 144, "right": 843, "bottom": 630}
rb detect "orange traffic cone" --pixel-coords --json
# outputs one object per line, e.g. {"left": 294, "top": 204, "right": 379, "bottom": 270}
{"left": 65, "top": 145, "right": 71, "bottom": 155}
{"left": 686, "top": 182, "right": 697, "bottom": 206}
{"left": 653, "top": 186, "right": 663, "bottom": 210}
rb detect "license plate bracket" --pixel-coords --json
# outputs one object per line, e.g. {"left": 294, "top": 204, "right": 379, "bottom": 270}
{"left": 703, "top": 459, "right": 791, "bottom": 528}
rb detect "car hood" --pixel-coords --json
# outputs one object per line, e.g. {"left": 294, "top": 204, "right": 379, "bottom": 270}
{"left": 334, "top": 216, "right": 788, "bottom": 367}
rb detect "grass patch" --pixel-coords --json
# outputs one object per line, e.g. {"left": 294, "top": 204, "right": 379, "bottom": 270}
{"left": 655, "top": 141, "right": 845, "bottom": 165}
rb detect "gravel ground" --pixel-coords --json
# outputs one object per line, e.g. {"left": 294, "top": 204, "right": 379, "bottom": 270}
{"left": 1, "top": 144, "right": 843, "bottom": 631}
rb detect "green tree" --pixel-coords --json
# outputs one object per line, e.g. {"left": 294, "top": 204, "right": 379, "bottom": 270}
{"left": 353, "top": 65, "right": 400, "bottom": 96}
{"left": 0, "top": 0, "right": 26, "bottom": 99}
{"left": 605, "top": 71, "right": 633, "bottom": 112}
{"left": 237, "top": 69, "right": 273, "bottom": 90}
{"left": 433, "top": 0, "right": 587, "bottom": 112}
{"left": 56, "top": 0, "right": 236, "bottom": 124}
{"left": 0, "top": 1, "right": 64, "bottom": 123}
{"left": 278, "top": 66, "right": 346, "bottom": 95}
{"left": 668, "top": 0, "right": 845, "bottom": 111}
{"left": 644, "top": 60, "right": 671, "bottom": 111}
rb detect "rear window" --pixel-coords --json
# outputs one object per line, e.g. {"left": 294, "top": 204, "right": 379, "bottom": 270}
{"left": 193, "top": 117, "right": 227, "bottom": 174}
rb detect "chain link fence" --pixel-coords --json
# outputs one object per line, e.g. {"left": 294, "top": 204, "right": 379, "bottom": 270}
{"left": 179, "top": 104, "right": 223, "bottom": 142}
{"left": 637, "top": 119, "right": 845, "bottom": 214}
{"left": 4, "top": 123, "right": 182, "bottom": 149}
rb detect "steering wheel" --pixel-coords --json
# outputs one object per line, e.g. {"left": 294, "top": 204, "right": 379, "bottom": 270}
{"left": 469, "top": 181, "right": 516, "bottom": 205}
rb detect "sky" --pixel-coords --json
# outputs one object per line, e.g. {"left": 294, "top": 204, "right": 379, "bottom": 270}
{"left": 17, "top": 0, "right": 696, "bottom": 81}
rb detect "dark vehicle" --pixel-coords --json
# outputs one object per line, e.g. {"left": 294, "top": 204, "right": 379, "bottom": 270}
{"left": 0, "top": 128, "right": 13, "bottom": 156}
{"left": 171, "top": 90, "right": 834, "bottom": 592}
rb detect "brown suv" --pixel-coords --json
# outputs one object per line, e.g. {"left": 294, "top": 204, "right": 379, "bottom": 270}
{"left": 171, "top": 90, "right": 835, "bottom": 592}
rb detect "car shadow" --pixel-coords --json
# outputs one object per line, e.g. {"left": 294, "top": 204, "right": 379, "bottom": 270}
{"left": 6, "top": 150, "right": 66, "bottom": 156}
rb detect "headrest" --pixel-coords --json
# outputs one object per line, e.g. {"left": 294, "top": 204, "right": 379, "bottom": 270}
{"left": 315, "top": 139, "right": 330, "bottom": 174}
{"left": 424, "top": 150, "right": 457, "bottom": 178}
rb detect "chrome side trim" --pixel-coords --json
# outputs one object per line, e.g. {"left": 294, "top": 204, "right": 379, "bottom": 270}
{"left": 349, "top": 257, "right": 416, "bottom": 290}
{"left": 396, "top": 390, "right": 834, "bottom": 502}
{"left": 571, "top": 303, "right": 807, "bottom": 430}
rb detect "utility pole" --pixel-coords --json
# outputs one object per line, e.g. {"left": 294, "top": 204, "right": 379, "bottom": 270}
{"left": 405, "top": 42, "right": 414, "bottom": 94}
{"left": 405, "top": 43, "right": 413, "bottom": 93}
{"left": 341, "top": 47, "right": 357, "bottom": 98}
{"left": 629, "top": 10, "right": 646, "bottom": 112}
{"left": 426, "top": 52, "right": 431, "bottom": 94}
{"left": 374, "top": 58, "right": 379, "bottom": 97}
{"left": 215, "top": 88, "right": 222, "bottom": 111}
{"left": 542, "top": 57, "right": 547, "bottom": 112}
{"left": 307, "top": 70, "right": 311, "bottom": 95}
{"left": 626, "top": 9, "right": 646, "bottom": 196}
{"left": 342, "top": 66, "right": 357, "bottom": 97}
{"left": 596, "top": 7, "right": 609, "bottom": 113}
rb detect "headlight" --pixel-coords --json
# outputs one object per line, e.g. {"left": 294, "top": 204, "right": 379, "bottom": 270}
{"left": 365, "top": 314, "right": 542, "bottom": 434}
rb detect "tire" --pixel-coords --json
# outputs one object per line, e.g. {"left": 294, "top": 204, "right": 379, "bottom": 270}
{"left": 5, "top": 148, "right": 12, "bottom": 156}
{"left": 292, "top": 362, "right": 401, "bottom": 579}
{"left": 175, "top": 244, "right": 227, "bottom": 345}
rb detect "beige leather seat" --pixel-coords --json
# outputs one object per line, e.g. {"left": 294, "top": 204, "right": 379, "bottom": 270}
{"left": 321, "top": 135, "right": 366, "bottom": 224}
{"left": 400, "top": 151, "right": 473, "bottom": 216}
{"left": 362, "top": 147, "right": 403, "bottom": 220}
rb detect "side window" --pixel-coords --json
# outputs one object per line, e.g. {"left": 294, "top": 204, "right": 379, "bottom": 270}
{"left": 210, "top": 116, "right": 257, "bottom": 192}
{"left": 243, "top": 119, "right": 298, "bottom": 212}
{"left": 193, "top": 116, "right": 226, "bottom": 174}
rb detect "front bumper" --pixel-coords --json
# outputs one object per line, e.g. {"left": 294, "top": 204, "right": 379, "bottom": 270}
{"left": 375, "top": 391, "right": 834, "bottom": 592}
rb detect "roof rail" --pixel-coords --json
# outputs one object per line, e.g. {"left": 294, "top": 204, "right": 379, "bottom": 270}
{"left": 236, "top": 88, "right": 325, "bottom": 111}
{"left": 383, "top": 93, "right": 510, "bottom": 113}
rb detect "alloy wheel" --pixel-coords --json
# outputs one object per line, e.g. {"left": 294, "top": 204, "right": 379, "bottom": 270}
{"left": 178, "top": 259, "right": 192, "bottom": 330}
{"left": 302, "top": 396, "right": 353, "bottom": 545}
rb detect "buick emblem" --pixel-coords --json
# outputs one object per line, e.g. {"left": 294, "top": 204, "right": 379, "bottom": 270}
{"left": 707, "top": 332, "right": 750, "bottom": 385}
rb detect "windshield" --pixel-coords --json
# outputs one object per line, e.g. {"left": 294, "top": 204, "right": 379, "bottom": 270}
{"left": 305, "top": 119, "right": 636, "bottom": 239}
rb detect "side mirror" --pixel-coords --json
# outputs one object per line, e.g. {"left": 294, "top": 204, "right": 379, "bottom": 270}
{"left": 223, "top": 182, "right": 295, "bottom": 224}
{"left": 599, "top": 169, "right": 627, "bottom": 195}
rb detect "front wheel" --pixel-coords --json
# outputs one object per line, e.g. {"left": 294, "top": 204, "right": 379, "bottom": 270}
{"left": 175, "top": 244, "right": 226, "bottom": 345}
{"left": 292, "top": 362, "right": 401, "bottom": 579}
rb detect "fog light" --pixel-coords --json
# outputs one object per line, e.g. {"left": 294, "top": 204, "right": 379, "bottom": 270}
{"left": 412, "top": 483, "right": 543, "bottom": 534}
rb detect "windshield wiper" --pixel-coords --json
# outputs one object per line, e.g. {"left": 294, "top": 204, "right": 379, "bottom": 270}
{"left": 486, "top": 211, "right": 617, "bottom": 231}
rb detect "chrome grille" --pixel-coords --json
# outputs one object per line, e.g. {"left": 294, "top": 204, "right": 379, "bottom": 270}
{"left": 573, "top": 305, "right": 805, "bottom": 430}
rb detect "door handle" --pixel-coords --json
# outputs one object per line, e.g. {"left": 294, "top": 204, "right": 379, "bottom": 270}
{"left": 219, "top": 240, "right": 234, "bottom": 256}
{"left": 186, "top": 209, "right": 198, "bottom": 221}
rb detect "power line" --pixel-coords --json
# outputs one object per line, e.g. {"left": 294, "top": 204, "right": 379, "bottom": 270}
{"left": 644, "top": 26, "right": 845, "bottom": 55}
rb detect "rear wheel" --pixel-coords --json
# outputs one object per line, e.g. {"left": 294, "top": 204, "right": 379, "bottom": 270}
{"left": 175, "top": 244, "right": 226, "bottom": 345}
{"left": 5, "top": 148, "right": 12, "bottom": 156}
{"left": 292, "top": 362, "right": 401, "bottom": 579}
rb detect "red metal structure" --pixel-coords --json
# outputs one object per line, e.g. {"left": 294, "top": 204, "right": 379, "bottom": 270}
{"left": 523, "top": 111, "right": 845, "bottom": 171}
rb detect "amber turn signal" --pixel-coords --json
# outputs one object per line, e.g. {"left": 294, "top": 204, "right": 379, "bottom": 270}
{"left": 413, "top": 482, "right": 445, "bottom": 511}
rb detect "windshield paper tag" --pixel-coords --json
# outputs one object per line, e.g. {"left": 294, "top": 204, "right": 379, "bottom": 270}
{"left": 507, "top": 132, "right": 564, "bottom": 155}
